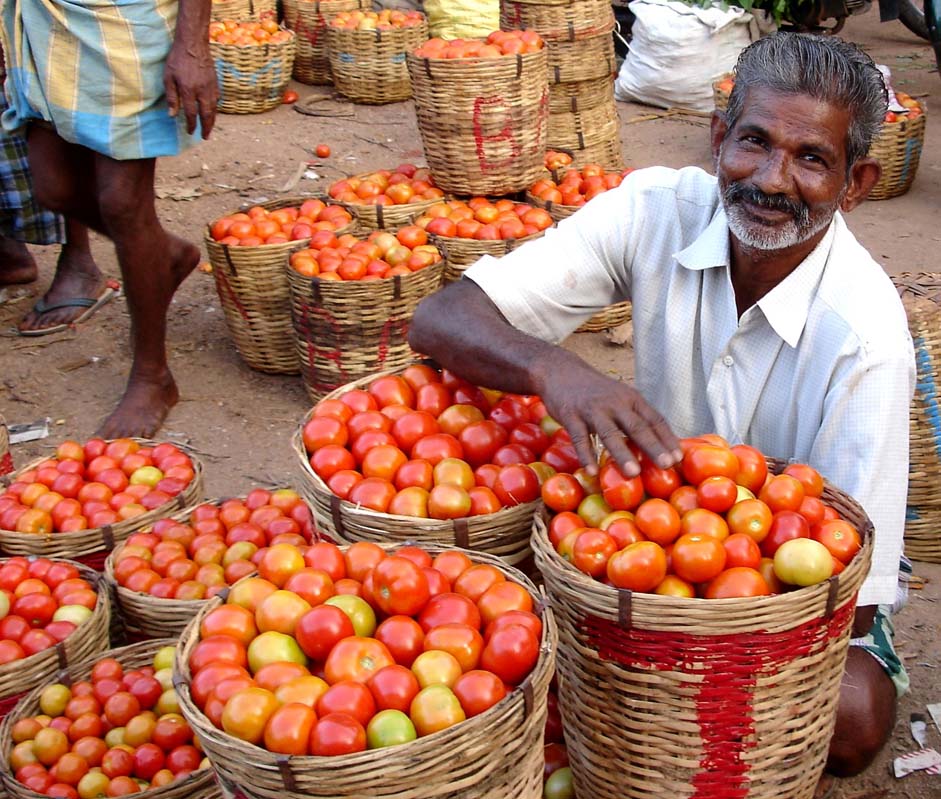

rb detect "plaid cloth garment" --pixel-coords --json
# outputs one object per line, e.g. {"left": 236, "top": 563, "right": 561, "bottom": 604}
{"left": 0, "top": 78, "right": 63, "bottom": 244}
{"left": 0, "top": 0, "right": 199, "bottom": 160}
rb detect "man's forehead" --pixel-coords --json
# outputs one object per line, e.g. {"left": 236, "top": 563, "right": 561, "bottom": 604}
{"left": 733, "top": 88, "right": 850, "bottom": 152}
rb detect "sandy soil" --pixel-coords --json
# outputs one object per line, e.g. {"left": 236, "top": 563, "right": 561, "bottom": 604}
{"left": 1, "top": 10, "right": 939, "bottom": 798}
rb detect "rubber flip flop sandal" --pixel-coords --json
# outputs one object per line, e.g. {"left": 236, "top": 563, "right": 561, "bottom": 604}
{"left": 18, "top": 279, "right": 121, "bottom": 337}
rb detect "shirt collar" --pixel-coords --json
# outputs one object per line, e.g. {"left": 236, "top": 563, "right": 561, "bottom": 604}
{"left": 674, "top": 206, "right": 731, "bottom": 271}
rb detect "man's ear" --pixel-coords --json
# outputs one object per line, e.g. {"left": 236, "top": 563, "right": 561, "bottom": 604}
{"left": 840, "top": 157, "right": 881, "bottom": 212}
{"left": 710, "top": 111, "right": 729, "bottom": 168}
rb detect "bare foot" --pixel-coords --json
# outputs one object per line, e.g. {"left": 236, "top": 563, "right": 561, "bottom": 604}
{"left": 18, "top": 243, "right": 104, "bottom": 331}
{"left": 0, "top": 235, "right": 39, "bottom": 286}
{"left": 96, "top": 371, "right": 180, "bottom": 439}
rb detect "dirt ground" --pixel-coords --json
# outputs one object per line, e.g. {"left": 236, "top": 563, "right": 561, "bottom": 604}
{"left": 1, "top": 10, "right": 939, "bottom": 798}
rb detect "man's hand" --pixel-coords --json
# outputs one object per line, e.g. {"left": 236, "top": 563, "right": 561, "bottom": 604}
{"left": 165, "top": 5, "right": 218, "bottom": 139}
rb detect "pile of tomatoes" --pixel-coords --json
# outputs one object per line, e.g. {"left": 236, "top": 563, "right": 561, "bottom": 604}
{"left": 329, "top": 9, "right": 424, "bottom": 30}
{"left": 208, "top": 19, "right": 292, "bottom": 46}
{"left": 414, "top": 30, "right": 544, "bottom": 59}
{"left": 0, "top": 439, "right": 196, "bottom": 536}
{"left": 885, "top": 91, "right": 924, "bottom": 122}
{"left": 186, "top": 540, "right": 542, "bottom": 755}
{"left": 413, "top": 199, "right": 554, "bottom": 242}
{"left": 301, "top": 365, "right": 564, "bottom": 519}
{"left": 529, "top": 165, "right": 634, "bottom": 208}
{"left": 288, "top": 227, "right": 442, "bottom": 281}
{"left": 109, "top": 489, "right": 314, "bottom": 601}
{"left": 209, "top": 200, "right": 353, "bottom": 248}
{"left": 0, "top": 558, "right": 99, "bottom": 666}
{"left": 544, "top": 151, "right": 573, "bottom": 172}
{"left": 543, "top": 435, "right": 862, "bottom": 598}
{"left": 327, "top": 165, "right": 443, "bottom": 207}
{"left": 7, "top": 645, "right": 208, "bottom": 798}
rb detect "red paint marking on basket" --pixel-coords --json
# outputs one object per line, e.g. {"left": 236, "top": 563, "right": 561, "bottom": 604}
{"left": 376, "top": 318, "right": 410, "bottom": 368}
{"left": 75, "top": 550, "right": 109, "bottom": 573}
{"left": 581, "top": 600, "right": 856, "bottom": 797}
{"left": 0, "top": 690, "right": 28, "bottom": 722}
{"left": 0, "top": 452, "right": 12, "bottom": 476}
{"left": 505, "top": 2, "right": 522, "bottom": 26}
{"left": 472, "top": 95, "right": 521, "bottom": 172}
{"left": 294, "top": 16, "right": 322, "bottom": 46}
{"left": 214, "top": 269, "right": 251, "bottom": 323}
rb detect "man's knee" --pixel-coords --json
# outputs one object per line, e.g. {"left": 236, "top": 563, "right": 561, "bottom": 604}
{"left": 827, "top": 647, "right": 897, "bottom": 777}
{"left": 96, "top": 162, "right": 156, "bottom": 234}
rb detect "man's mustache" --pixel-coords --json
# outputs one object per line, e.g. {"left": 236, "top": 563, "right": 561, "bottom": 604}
{"left": 723, "top": 182, "right": 809, "bottom": 226}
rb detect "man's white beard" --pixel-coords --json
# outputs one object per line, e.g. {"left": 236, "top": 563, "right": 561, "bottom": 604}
{"left": 724, "top": 201, "right": 835, "bottom": 251}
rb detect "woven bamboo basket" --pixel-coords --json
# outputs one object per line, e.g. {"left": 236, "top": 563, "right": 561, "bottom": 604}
{"left": 206, "top": 197, "right": 354, "bottom": 375}
{"left": 532, "top": 457, "right": 874, "bottom": 799}
{"left": 713, "top": 72, "right": 733, "bottom": 112}
{"left": 551, "top": 132, "right": 624, "bottom": 171}
{"left": 575, "top": 301, "right": 632, "bottom": 332}
{"left": 0, "top": 558, "right": 112, "bottom": 721}
{"left": 174, "top": 547, "right": 556, "bottom": 799}
{"left": 867, "top": 105, "right": 927, "bottom": 200}
{"left": 500, "top": 0, "right": 614, "bottom": 42}
{"left": 0, "top": 414, "right": 10, "bottom": 477}
{"left": 549, "top": 99, "right": 620, "bottom": 150}
{"left": 406, "top": 49, "right": 550, "bottom": 196}
{"left": 0, "top": 639, "right": 221, "bottom": 799}
{"left": 286, "top": 263, "right": 444, "bottom": 401}
{"left": 326, "top": 19, "right": 429, "bottom": 104}
{"left": 212, "top": 32, "right": 296, "bottom": 114}
{"left": 548, "top": 75, "right": 615, "bottom": 114}
{"left": 336, "top": 173, "right": 441, "bottom": 232}
{"left": 524, "top": 189, "right": 579, "bottom": 221}
{"left": 892, "top": 271, "right": 941, "bottom": 562}
{"left": 547, "top": 26, "right": 616, "bottom": 86}
{"left": 0, "top": 440, "right": 204, "bottom": 570}
{"left": 291, "top": 368, "right": 541, "bottom": 565}
{"left": 432, "top": 230, "right": 547, "bottom": 283}
{"left": 284, "top": 0, "right": 368, "bottom": 85}
{"left": 211, "top": 0, "right": 276, "bottom": 20}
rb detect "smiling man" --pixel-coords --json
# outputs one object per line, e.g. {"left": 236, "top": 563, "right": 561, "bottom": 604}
{"left": 410, "top": 33, "right": 914, "bottom": 781}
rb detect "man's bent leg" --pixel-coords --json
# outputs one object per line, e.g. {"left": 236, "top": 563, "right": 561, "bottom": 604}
{"left": 92, "top": 154, "right": 198, "bottom": 438}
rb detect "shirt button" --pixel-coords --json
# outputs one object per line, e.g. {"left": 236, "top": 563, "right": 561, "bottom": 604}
{"left": 722, "top": 355, "right": 734, "bottom": 367}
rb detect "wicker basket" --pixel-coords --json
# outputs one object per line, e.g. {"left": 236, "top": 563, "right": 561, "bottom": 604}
{"left": 211, "top": 0, "right": 276, "bottom": 20}
{"left": 406, "top": 49, "right": 550, "bottom": 196}
{"left": 892, "top": 271, "right": 941, "bottom": 562}
{"left": 326, "top": 19, "right": 429, "bottom": 104}
{"left": 433, "top": 230, "right": 547, "bottom": 283}
{"left": 532, "top": 458, "right": 874, "bottom": 799}
{"left": 336, "top": 174, "right": 441, "bottom": 232}
{"left": 575, "top": 300, "right": 632, "bottom": 332}
{"left": 0, "top": 440, "right": 204, "bottom": 570}
{"left": 549, "top": 99, "right": 620, "bottom": 151}
{"left": 291, "top": 369, "right": 541, "bottom": 565}
{"left": 286, "top": 264, "right": 444, "bottom": 401}
{"left": 551, "top": 133, "right": 624, "bottom": 171}
{"left": 548, "top": 76, "right": 615, "bottom": 114}
{"left": 500, "top": 0, "right": 615, "bottom": 41}
{"left": 0, "top": 558, "right": 112, "bottom": 721}
{"left": 547, "top": 26, "right": 616, "bottom": 86}
{"left": 206, "top": 197, "right": 354, "bottom": 375}
{"left": 867, "top": 105, "right": 927, "bottom": 200}
{"left": 0, "top": 414, "right": 10, "bottom": 477}
{"left": 284, "top": 0, "right": 369, "bottom": 85}
{"left": 0, "top": 639, "right": 221, "bottom": 799}
{"left": 713, "top": 72, "right": 733, "bottom": 112}
{"left": 174, "top": 548, "right": 556, "bottom": 799}
{"left": 212, "top": 32, "right": 296, "bottom": 114}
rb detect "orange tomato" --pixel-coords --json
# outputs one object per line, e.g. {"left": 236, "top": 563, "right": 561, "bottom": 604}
{"left": 671, "top": 533, "right": 727, "bottom": 584}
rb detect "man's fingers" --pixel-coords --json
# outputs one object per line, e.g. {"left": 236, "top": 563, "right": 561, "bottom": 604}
{"left": 180, "top": 89, "right": 199, "bottom": 134}
{"left": 633, "top": 402, "right": 683, "bottom": 466}
{"left": 165, "top": 76, "right": 180, "bottom": 118}
{"left": 197, "top": 91, "right": 217, "bottom": 139}
{"left": 596, "top": 424, "right": 641, "bottom": 478}
{"left": 561, "top": 416, "right": 598, "bottom": 476}
{"left": 612, "top": 406, "right": 673, "bottom": 472}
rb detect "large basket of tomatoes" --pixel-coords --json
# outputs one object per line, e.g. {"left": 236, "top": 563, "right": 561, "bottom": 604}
{"left": 285, "top": 226, "right": 444, "bottom": 401}
{"left": 211, "top": 0, "right": 276, "bottom": 21}
{"left": 173, "top": 541, "right": 556, "bottom": 799}
{"left": 0, "top": 557, "right": 112, "bottom": 721}
{"left": 205, "top": 197, "right": 355, "bottom": 375}
{"left": 406, "top": 31, "right": 549, "bottom": 197}
{"left": 104, "top": 489, "right": 318, "bottom": 640}
{"left": 0, "top": 639, "right": 220, "bottom": 799}
{"left": 291, "top": 363, "right": 553, "bottom": 566}
{"left": 546, "top": 33, "right": 616, "bottom": 90}
{"left": 500, "top": 0, "right": 613, "bottom": 42}
{"left": 210, "top": 20, "right": 296, "bottom": 114}
{"left": 327, "top": 165, "right": 445, "bottom": 232}
{"left": 868, "top": 93, "right": 926, "bottom": 201}
{"left": 283, "top": 0, "right": 370, "bottom": 85}
{"left": 0, "top": 438, "right": 204, "bottom": 570}
{"left": 531, "top": 440, "right": 874, "bottom": 799}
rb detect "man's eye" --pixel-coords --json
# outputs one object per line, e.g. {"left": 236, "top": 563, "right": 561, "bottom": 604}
{"left": 741, "top": 135, "right": 764, "bottom": 146}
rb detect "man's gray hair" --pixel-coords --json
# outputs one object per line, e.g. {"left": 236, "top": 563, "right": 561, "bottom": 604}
{"left": 725, "top": 33, "right": 888, "bottom": 167}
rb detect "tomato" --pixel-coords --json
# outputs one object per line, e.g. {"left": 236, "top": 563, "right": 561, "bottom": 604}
{"left": 304, "top": 541, "right": 347, "bottom": 581}
{"left": 726, "top": 498, "right": 773, "bottom": 543}
{"left": 476, "top": 582, "right": 532, "bottom": 628}
{"left": 704, "top": 567, "right": 770, "bottom": 599}
{"left": 682, "top": 445, "right": 738, "bottom": 485}
{"left": 344, "top": 541, "right": 386, "bottom": 582}
{"left": 603, "top": 517, "right": 643, "bottom": 549}
{"left": 411, "top": 434, "right": 464, "bottom": 466}
{"left": 151, "top": 715, "right": 191, "bottom": 750}
{"left": 221, "top": 687, "right": 280, "bottom": 744}
{"left": 640, "top": 463, "right": 682, "bottom": 500}
{"left": 309, "top": 713, "right": 367, "bottom": 756}
{"left": 390, "top": 412, "right": 439, "bottom": 453}
{"left": 361, "top": 445, "right": 408, "bottom": 482}
{"left": 599, "top": 467, "right": 645, "bottom": 512}
{"left": 606, "top": 541, "right": 667, "bottom": 591}
{"left": 576, "top": 494, "right": 612, "bottom": 528}
{"left": 199, "top": 605, "right": 258, "bottom": 646}
{"left": 544, "top": 767, "right": 575, "bottom": 799}
{"left": 411, "top": 649, "right": 462, "bottom": 689}
{"left": 797, "top": 496, "right": 826, "bottom": 527}
{"left": 366, "top": 709, "right": 417, "bottom": 749}
{"left": 453, "top": 564, "right": 505, "bottom": 603}
{"left": 256, "top": 589, "right": 311, "bottom": 635}
{"left": 759, "top": 474, "right": 805, "bottom": 514}
{"left": 254, "top": 661, "right": 311, "bottom": 693}
{"left": 368, "top": 375, "right": 415, "bottom": 408}
{"left": 100, "top": 747, "right": 133, "bottom": 778}
{"left": 672, "top": 533, "right": 727, "bottom": 584}
{"left": 104, "top": 692, "right": 141, "bottom": 727}
{"left": 484, "top": 610, "right": 542, "bottom": 644}
{"left": 812, "top": 520, "right": 861, "bottom": 564}
{"left": 543, "top": 742, "right": 570, "bottom": 781}
{"left": 188, "top": 635, "right": 247, "bottom": 674}
{"left": 284, "top": 567, "right": 335, "bottom": 607}
{"left": 367, "top": 664, "right": 420, "bottom": 712}
{"left": 165, "top": 744, "right": 201, "bottom": 774}
{"left": 453, "top": 669, "right": 507, "bottom": 717}
{"left": 730, "top": 445, "right": 768, "bottom": 493}
{"left": 761, "top": 511, "right": 810, "bottom": 557}
{"left": 454, "top": 422, "right": 504, "bottom": 468}
{"left": 14, "top": 593, "right": 58, "bottom": 627}
{"left": 783, "top": 463, "right": 824, "bottom": 498}
{"left": 423, "top": 623, "right": 483, "bottom": 672}
{"left": 317, "top": 680, "right": 376, "bottom": 727}
{"left": 772, "top": 538, "right": 833, "bottom": 586}
{"left": 302, "top": 417, "right": 348, "bottom": 452}
{"left": 547, "top": 511, "right": 584, "bottom": 548}
{"left": 373, "top": 615, "right": 425, "bottom": 667}
{"left": 569, "top": 529, "right": 616, "bottom": 578}
{"left": 431, "top": 550, "right": 472, "bottom": 585}
{"left": 634, "top": 499, "right": 681, "bottom": 546}
{"left": 409, "top": 685, "right": 466, "bottom": 736}
{"left": 324, "top": 637, "right": 394, "bottom": 684}
{"left": 680, "top": 508, "right": 729, "bottom": 541}
{"left": 722, "top": 532, "right": 761, "bottom": 569}
{"left": 696, "top": 476, "right": 738, "bottom": 513}
{"left": 371, "top": 556, "right": 431, "bottom": 617}
{"left": 349, "top": 431, "right": 395, "bottom": 465}
{"left": 541, "top": 441, "right": 580, "bottom": 475}
{"left": 654, "top": 574, "right": 695, "bottom": 597}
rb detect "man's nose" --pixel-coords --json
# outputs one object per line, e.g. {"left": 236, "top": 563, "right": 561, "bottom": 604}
{"left": 752, "top": 151, "right": 793, "bottom": 197}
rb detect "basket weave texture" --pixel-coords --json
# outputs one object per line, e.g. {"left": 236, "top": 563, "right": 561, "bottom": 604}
{"left": 174, "top": 549, "right": 556, "bottom": 799}
{"left": 867, "top": 105, "right": 926, "bottom": 200}
{"left": 406, "top": 49, "right": 550, "bottom": 196}
{"left": 500, "top": 0, "right": 614, "bottom": 41}
{"left": 211, "top": 0, "right": 275, "bottom": 20}
{"left": 549, "top": 75, "right": 614, "bottom": 114}
{"left": 205, "top": 197, "right": 354, "bottom": 375}
{"left": 284, "top": 0, "right": 369, "bottom": 84}
{"left": 532, "top": 457, "right": 873, "bottom": 799}
{"left": 291, "top": 367, "right": 540, "bottom": 565}
{"left": 286, "top": 264, "right": 444, "bottom": 401}
{"left": 892, "top": 271, "right": 941, "bottom": 562}
{"left": 0, "top": 639, "right": 221, "bottom": 799}
{"left": 212, "top": 33, "right": 296, "bottom": 114}
{"left": 326, "top": 20, "right": 428, "bottom": 104}
{"left": 546, "top": 25, "right": 616, "bottom": 86}
{"left": 558, "top": 136, "right": 625, "bottom": 170}
{"left": 0, "top": 559, "right": 112, "bottom": 720}
{"left": 432, "top": 230, "right": 546, "bottom": 283}
{"left": 548, "top": 98, "right": 620, "bottom": 151}
{"left": 0, "top": 440, "right": 204, "bottom": 569}
{"left": 336, "top": 173, "right": 441, "bottom": 232}
{"left": 575, "top": 300, "right": 632, "bottom": 332}
{"left": 0, "top": 414, "right": 10, "bottom": 477}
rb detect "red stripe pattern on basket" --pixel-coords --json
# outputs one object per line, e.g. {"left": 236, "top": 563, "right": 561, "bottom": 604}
{"left": 580, "top": 599, "right": 857, "bottom": 799}
{"left": 0, "top": 690, "right": 28, "bottom": 722}
{"left": 75, "top": 550, "right": 110, "bottom": 573}
{"left": 215, "top": 268, "right": 252, "bottom": 323}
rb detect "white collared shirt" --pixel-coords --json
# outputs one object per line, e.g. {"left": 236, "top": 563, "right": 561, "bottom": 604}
{"left": 465, "top": 166, "right": 915, "bottom": 606}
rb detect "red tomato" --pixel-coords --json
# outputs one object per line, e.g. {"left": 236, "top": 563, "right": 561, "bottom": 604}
{"left": 811, "top": 520, "right": 861, "bottom": 564}
{"left": 679, "top": 508, "right": 729, "bottom": 541}
{"left": 199, "top": 605, "right": 258, "bottom": 646}
{"left": 458, "top": 422, "right": 507, "bottom": 467}
{"left": 571, "top": 529, "right": 618, "bottom": 578}
{"left": 484, "top": 610, "right": 542, "bottom": 642}
{"left": 682, "top": 445, "right": 739, "bottom": 485}
{"left": 348, "top": 478, "right": 396, "bottom": 512}
{"left": 324, "top": 637, "right": 395, "bottom": 684}
{"left": 411, "top": 434, "right": 463, "bottom": 465}
{"left": 372, "top": 556, "right": 431, "bottom": 616}
{"left": 368, "top": 375, "right": 415, "bottom": 408}
{"left": 367, "top": 664, "right": 421, "bottom": 713}
{"left": 374, "top": 615, "right": 425, "bottom": 667}
{"left": 761, "top": 511, "right": 811, "bottom": 557}
{"left": 452, "top": 565, "right": 505, "bottom": 603}
{"left": 783, "top": 463, "right": 824, "bottom": 498}
{"left": 423, "top": 623, "right": 484, "bottom": 672}
{"left": 394, "top": 459, "right": 434, "bottom": 491}
{"left": 188, "top": 635, "right": 247, "bottom": 674}
{"left": 294, "top": 604, "right": 356, "bottom": 661}
{"left": 479, "top": 625, "right": 539, "bottom": 685}
{"left": 509, "top": 423, "right": 549, "bottom": 455}
{"left": 634, "top": 499, "right": 681, "bottom": 546}
{"left": 431, "top": 551, "right": 473, "bottom": 585}
{"left": 696, "top": 476, "right": 738, "bottom": 514}
{"left": 640, "top": 463, "right": 682, "bottom": 500}
{"left": 302, "top": 417, "right": 348, "bottom": 452}
{"left": 730, "top": 444, "right": 768, "bottom": 494}
{"left": 476, "top": 580, "right": 533, "bottom": 626}
{"left": 726, "top": 498, "right": 773, "bottom": 543}
{"left": 606, "top": 541, "right": 667, "bottom": 591}
{"left": 759, "top": 475, "right": 805, "bottom": 514}
{"left": 704, "top": 567, "right": 771, "bottom": 598}
{"left": 453, "top": 669, "right": 507, "bottom": 717}
{"left": 309, "top": 713, "right": 366, "bottom": 756}
{"left": 493, "top": 465, "right": 539, "bottom": 506}
{"left": 672, "top": 533, "right": 727, "bottom": 584}
{"left": 317, "top": 680, "right": 375, "bottom": 727}
{"left": 418, "top": 592, "right": 481, "bottom": 633}
{"left": 391, "top": 412, "right": 439, "bottom": 452}
{"left": 547, "top": 511, "right": 585, "bottom": 548}
{"left": 722, "top": 532, "right": 762, "bottom": 569}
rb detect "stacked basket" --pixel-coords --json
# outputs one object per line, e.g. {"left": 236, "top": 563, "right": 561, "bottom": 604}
{"left": 532, "top": 459, "right": 874, "bottom": 799}
{"left": 500, "top": 0, "right": 623, "bottom": 169}
{"left": 433, "top": 227, "right": 547, "bottom": 284}
{"left": 868, "top": 101, "right": 927, "bottom": 200}
{"left": 211, "top": 0, "right": 276, "bottom": 21}
{"left": 283, "top": 0, "right": 370, "bottom": 85}
{"left": 211, "top": 27, "right": 296, "bottom": 114}
{"left": 893, "top": 271, "right": 941, "bottom": 563}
